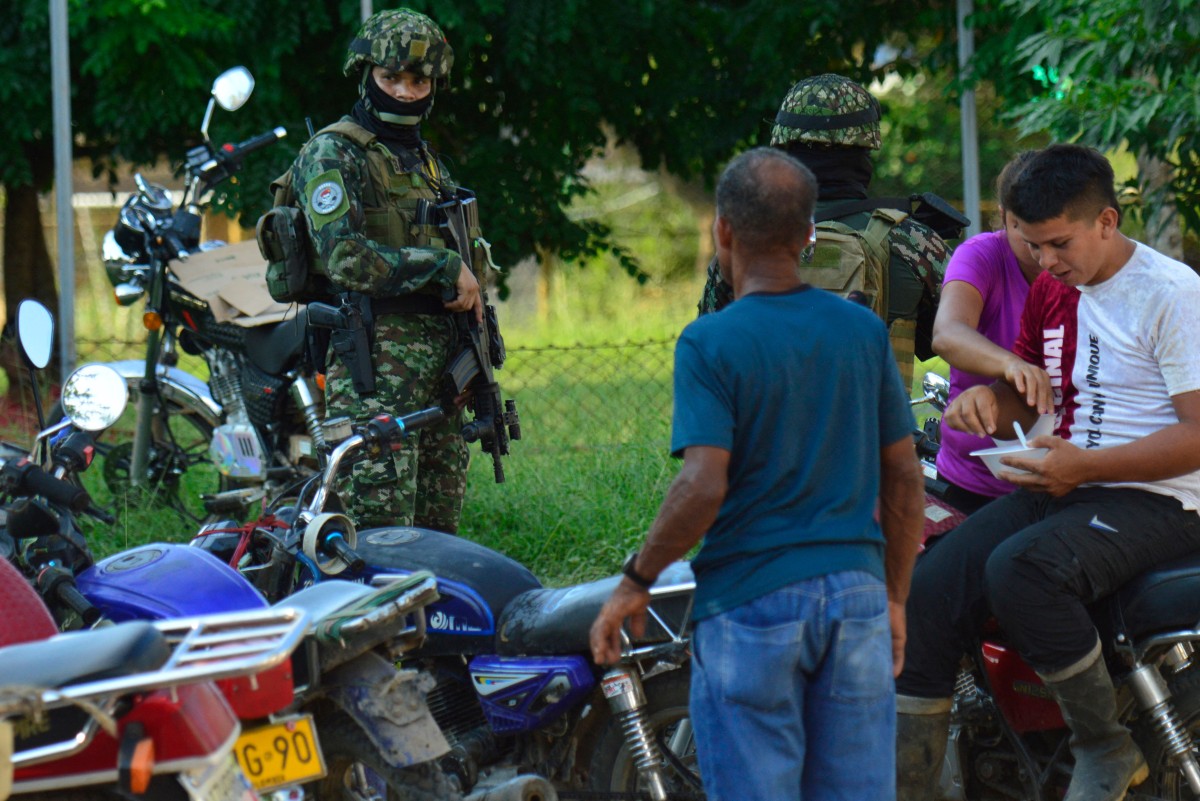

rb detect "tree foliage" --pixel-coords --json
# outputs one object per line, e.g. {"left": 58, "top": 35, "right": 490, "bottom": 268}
{"left": 969, "top": 0, "right": 1200, "bottom": 234}
{"left": 4, "top": 0, "right": 981, "bottom": 321}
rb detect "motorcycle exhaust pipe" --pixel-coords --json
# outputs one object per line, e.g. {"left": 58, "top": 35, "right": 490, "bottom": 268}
{"left": 462, "top": 774, "right": 558, "bottom": 801}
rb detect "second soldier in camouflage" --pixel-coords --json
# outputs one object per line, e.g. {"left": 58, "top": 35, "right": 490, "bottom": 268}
{"left": 698, "top": 74, "right": 951, "bottom": 390}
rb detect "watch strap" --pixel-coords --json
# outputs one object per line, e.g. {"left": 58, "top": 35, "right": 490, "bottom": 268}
{"left": 622, "top": 553, "right": 654, "bottom": 589}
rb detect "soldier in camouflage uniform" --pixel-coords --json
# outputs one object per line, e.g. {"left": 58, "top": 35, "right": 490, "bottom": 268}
{"left": 699, "top": 74, "right": 951, "bottom": 390}
{"left": 292, "top": 8, "right": 482, "bottom": 532}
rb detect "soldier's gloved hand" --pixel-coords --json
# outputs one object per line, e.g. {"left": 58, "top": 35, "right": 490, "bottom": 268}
{"left": 444, "top": 262, "right": 484, "bottom": 322}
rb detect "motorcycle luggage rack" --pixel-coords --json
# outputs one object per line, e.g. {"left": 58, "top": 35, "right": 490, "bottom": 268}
{"left": 361, "top": 573, "right": 441, "bottom": 651}
{"left": 621, "top": 563, "right": 695, "bottom": 663}
{"left": 6, "top": 607, "right": 307, "bottom": 769}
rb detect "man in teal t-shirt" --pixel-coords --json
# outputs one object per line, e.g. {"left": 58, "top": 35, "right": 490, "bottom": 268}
{"left": 591, "top": 147, "right": 924, "bottom": 801}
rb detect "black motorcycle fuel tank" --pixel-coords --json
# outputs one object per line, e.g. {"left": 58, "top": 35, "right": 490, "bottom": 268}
{"left": 355, "top": 526, "right": 542, "bottom": 655}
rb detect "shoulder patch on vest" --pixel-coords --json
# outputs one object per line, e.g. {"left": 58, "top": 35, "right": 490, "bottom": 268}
{"left": 304, "top": 169, "right": 350, "bottom": 231}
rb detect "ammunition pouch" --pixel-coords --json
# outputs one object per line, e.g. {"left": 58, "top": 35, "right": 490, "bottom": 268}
{"left": 258, "top": 188, "right": 333, "bottom": 305}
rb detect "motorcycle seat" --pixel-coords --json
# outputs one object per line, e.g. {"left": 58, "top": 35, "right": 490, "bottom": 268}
{"left": 243, "top": 308, "right": 309, "bottom": 376}
{"left": 275, "top": 580, "right": 377, "bottom": 626}
{"left": 1098, "top": 551, "right": 1200, "bottom": 643}
{"left": 495, "top": 562, "right": 696, "bottom": 657}
{"left": 0, "top": 621, "right": 169, "bottom": 689}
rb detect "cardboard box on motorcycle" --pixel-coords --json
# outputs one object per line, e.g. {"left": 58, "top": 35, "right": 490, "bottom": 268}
{"left": 172, "top": 240, "right": 296, "bottom": 328}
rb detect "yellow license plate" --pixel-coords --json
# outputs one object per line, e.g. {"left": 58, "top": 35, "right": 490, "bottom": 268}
{"left": 234, "top": 714, "right": 326, "bottom": 791}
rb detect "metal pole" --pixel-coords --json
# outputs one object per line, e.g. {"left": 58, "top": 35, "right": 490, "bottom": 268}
{"left": 361, "top": 0, "right": 372, "bottom": 22}
{"left": 50, "top": 0, "right": 76, "bottom": 382}
{"left": 957, "top": 0, "right": 981, "bottom": 238}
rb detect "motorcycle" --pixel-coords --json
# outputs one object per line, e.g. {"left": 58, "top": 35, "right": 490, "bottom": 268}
{"left": 202, "top": 411, "right": 700, "bottom": 800}
{"left": 902, "top": 379, "right": 1200, "bottom": 799}
{"left": 909, "top": 372, "right": 967, "bottom": 541}
{"left": 90, "top": 66, "right": 322, "bottom": 522}
{"left": 8, "top": 304, "right": 460, "bottom": 800}
{"left": 0, "top": 549, "right": 307, "bottom": 801}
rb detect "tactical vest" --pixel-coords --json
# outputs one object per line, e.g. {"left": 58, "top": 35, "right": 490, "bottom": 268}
{"left": 798, "top": 206, "right": 918, "bottom": 391}
{"left": 260, "top": 119, "right": 458, "bottom": 304}
{"left": 317, "top": 119, "right": 451, "bottom": 253}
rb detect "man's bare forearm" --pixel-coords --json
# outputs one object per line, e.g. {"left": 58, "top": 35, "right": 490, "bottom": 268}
{"left": 879, "top": 439, "right": 924, "bottom": 605}
{"left": 634, "top": 449, "right": 728, "bottom": 581}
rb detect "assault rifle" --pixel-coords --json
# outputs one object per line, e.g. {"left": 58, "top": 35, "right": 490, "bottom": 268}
{"left": 436, "top": 188, "right": 521, "bottom": 483}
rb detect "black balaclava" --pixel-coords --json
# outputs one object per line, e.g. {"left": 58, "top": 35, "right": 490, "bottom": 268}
{"left": 784, "top": 144, "right": 874, "bottom": 200}
{"left": 350, "top": 67, "right": 433, "bottom": 154}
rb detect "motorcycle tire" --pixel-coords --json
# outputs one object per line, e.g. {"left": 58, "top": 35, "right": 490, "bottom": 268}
{"left": 310, "top": 711, "right": 463, "bottom": 801}
{"left": 587, "top": 667, "right": 705, "bottom": 799}
{"left": 1133, "top": 663, "right": 1200, "bottom": 799}
{"left": 51, "top": 395, "right": 226, "bottom": 526}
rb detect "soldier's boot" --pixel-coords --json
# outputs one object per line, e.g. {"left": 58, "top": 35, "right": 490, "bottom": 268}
{"left": 1039, "top": 645, "right": 1149, "bottom": 801}
{"left": 896, "top": 695, "right": 952, "bottom": 801}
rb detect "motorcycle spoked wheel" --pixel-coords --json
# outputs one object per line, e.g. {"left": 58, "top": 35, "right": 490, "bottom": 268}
{"left": 309, "top": 712, "right": 463, "bottom": 801}
{"left": 1134, "top": 663, "right": 1200, "bottom": 799}
{"left": 79, "top": 396, "right": 226, "bottom": 524}
{"left": 587, "top": 668, "right": 705, "bottom": 799}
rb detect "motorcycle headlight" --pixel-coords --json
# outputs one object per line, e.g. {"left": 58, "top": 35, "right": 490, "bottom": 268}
{"left": 104, "top": 185, "right": 174, "bottom": 280}
{"left": 102, "top": 229, "right": 148, "bottom": 289}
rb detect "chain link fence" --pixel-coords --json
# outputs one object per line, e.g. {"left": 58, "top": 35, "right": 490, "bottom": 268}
{"left": 1, "top": 334, "right": 677, "bottom": 452}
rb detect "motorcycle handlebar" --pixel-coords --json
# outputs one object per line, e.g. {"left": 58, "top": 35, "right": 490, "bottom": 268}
{"left": 193, "top": 126, "right": 287, "bottom": 187}
{"left": 322, "top": 533, "right": 365, "bottom": 573}
{"left": 362, "top": 407, "right": 446, "bottom": 448}
{"left": 2, "top": 460, "right": 91, "bottom": 514}
{"left": 228, "top": 127, "right": 287, "bottom": 159}
{"left": 400, "top": 407, "right": 446, "bottom": 436}
{"left": 37, "top": 566, "right": 101, "bottom": 627}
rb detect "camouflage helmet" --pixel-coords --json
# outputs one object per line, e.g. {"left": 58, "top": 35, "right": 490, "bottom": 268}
{"left": 770, "top": 74, "right": 882, "bottom": 151}
{"left": 343, "top": 8, "right": 454, "bottom": 81}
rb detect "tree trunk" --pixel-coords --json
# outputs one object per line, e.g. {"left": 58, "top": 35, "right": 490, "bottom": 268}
{"left": 2, "top": 143, "right": 60, "bottom": 404}
{"left": 1135, "top": 150, "right": 1184, "bottom": 260}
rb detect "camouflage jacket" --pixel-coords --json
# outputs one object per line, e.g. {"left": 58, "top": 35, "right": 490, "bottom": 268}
{"left": 292, "top": 117, "right": 462, "bottom": 299}
{"left": 698, "top": 201, "right": 950, "bottom": 318}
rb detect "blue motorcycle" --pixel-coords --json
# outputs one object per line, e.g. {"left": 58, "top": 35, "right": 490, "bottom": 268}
{"left": 193, "top": 414, "right": 702, "bottom": 800}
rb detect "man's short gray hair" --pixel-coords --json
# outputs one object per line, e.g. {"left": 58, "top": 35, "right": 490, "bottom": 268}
{"left": 716, "top": 147, "right": 818, "bottom": 251}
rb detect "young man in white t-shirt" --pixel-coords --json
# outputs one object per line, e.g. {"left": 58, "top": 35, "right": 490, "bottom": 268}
{"left": 895, "top": 144, "right": 1200, "bottom": 801}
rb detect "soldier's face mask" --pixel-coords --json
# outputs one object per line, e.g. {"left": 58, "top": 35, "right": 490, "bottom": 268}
{"left": 362, "top": 67, "right": 434, "bottom": 126}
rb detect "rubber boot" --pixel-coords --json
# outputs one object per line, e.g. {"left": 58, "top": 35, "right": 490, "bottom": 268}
{"left": 896, "top": 695, "right": 952, "bottom": 801}
{"left": 1040, "top": 643, "right": 1149, "bottom": 801}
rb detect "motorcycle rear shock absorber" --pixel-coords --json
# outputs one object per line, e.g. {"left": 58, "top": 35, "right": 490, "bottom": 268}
{"left": 291, "top": 375, "right": 327, "bottom": 452}
{"left": 1128, "top": 661, "right": 1200, "bottom": 794}
{"left": 601, "top": 667, "right": 670, "bottom": 801}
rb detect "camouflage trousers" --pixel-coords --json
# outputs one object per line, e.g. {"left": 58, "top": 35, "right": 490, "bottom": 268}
{"left": 325, "top": 312, "right": 469, "bottom": 533}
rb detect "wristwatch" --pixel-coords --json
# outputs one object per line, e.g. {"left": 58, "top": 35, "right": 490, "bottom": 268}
{"left": 622, "top": 552, "right": 654, "bottom": 590}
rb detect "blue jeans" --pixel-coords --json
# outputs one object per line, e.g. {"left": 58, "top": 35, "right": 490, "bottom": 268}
{"left": 690, "top": 571, "right": 895, "bottom": 801}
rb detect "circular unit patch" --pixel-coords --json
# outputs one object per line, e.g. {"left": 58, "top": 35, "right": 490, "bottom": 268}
{"left": 311, "top": 181, "right": 344, "bottom": 214}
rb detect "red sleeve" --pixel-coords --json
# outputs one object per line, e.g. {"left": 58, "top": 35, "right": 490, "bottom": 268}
{"left": 1013, "top": 272, "right": 1081, "bottom": 436}
{"left": 1013, "top": 274, "right": 1049, "bottom": 367}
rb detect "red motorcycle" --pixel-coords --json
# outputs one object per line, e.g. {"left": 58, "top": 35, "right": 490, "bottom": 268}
{"left": 905, "top": 373, "right": 1200, "bottom": 800}
{"left": 929, "top": 550, "right": 1200, "bottom": 801}
{"left": 0, "top": 556, "right": 307, "bottom": 801}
